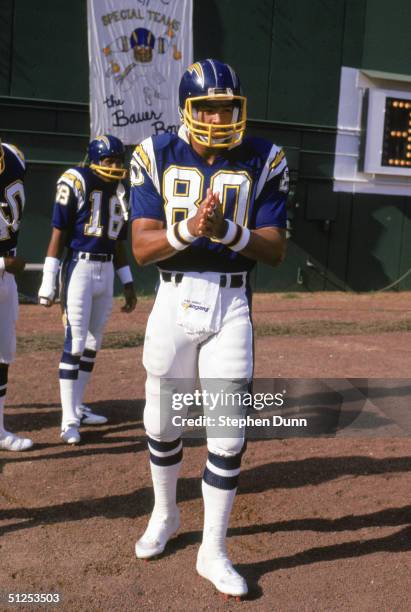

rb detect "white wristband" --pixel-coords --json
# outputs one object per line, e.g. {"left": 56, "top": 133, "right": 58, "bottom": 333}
{"left": 43, "top": 256, "right": 60, "bottom": 275}
{"left": 218, "top": 220, "right": 251, "bottom": 252}
{"left": 178, "top": 218, "right": 196, "bottom": 244}
{"left": 230, "top": 226, "right": 251, "bottom": 252}
{"left": 219, "top": 220, "right": 239, "bottom": 245}
{"left": 166, "top": 223, "right": 190, "bottom": 251}
{"left": 116, "top": 265, "right": 133, "bottom": 285}
{"left": 0, "top": 257, "right": 4, "bottom": 272}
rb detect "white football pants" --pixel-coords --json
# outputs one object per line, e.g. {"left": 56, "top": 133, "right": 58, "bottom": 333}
{"left": 143, "top": 272, "right": 253, "bottom": 456}
{"left": 0, "top": 271, "right": 18, "bottom": 364}
{"left": 59, "top": 258, "right": 114, "bottom": 428}
{"left": 62, "top": 258, "right": 114, "bottom": 356}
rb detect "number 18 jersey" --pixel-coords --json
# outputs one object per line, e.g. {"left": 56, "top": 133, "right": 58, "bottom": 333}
{"left": 130, "top": 126, "right": 288, "bottom": 273}
{"left": 52, "top": 166, "right": 128, "bottom": 255}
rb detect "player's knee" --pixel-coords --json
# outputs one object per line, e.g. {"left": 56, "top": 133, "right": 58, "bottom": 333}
{"left": 207, "top": 435, "right": 246, "bottom": 457}
{"left": 86, "top": 334, "right": 101, "bottom": 352}
{"left": 144, "top": 406, "right": 183, "bottom": 442}
{"left": 63, "top": 336, "right": 84, "bottom": 357}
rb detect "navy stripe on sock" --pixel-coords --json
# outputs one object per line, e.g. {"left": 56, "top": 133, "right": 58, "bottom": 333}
{"left": 147, "top": 437, "right": 181, "bottom": 452}
{"left": 60, "top": 351, "right": 81, "bottom": 365}
{"left": 0, "top": 364, "right": 8, "bottom": 386}
{"left": 149, "top": 447, "right": 183, "bottom": 466}
{"left": 59, "top": 369, "right": 79, "bottom": 380}
{"left": 83, "top": 348, "right": 97, "bottom": 359}
{"left": 203, "top": 466, "right": 239, "bottom": 490}
{"left": 208, "top": 449, "right": 243, "bottom": 471}
{"left": 79, "top": 360, "right": 94, "bottom": 372}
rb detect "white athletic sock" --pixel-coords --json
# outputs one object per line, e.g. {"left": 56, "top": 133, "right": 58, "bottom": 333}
{"left": 0, "top": 364, "right": 8, "bottom": 433}
{"left": 59, "top": 352, "right": 81, "bottom": 428}
{"left": 75, "top": 348, "right": 96, "bottom": 416}
{"left": 201, "top": 480, "right": 236, "bottom": 558}
{"left": 150, "top": 461, "right": 182, "bottom": 518}
{"left": 75, "top": 369, "right": 92, "bottom": 415}
{"left": 60, "top": 379, "right": 80, "bottom": 428}
{"left": 147, "top": 437, "right": 183, "bottom": 519}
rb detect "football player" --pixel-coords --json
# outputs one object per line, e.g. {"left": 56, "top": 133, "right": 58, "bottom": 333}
{"left": 0, "top": 140, "right": 33, "bottom": 451}
{"left": 130, "top": 60, "right": 289, "bottom": 598}
{"left": 38, "top": 135, "right": 137, "bottom": 445}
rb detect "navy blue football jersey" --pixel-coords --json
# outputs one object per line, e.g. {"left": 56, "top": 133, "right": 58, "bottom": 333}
{"left": 130, "top": 127, "right": 288, "bottom": 273}
{"left": 52, "top": 166, "right": 128, "bottom": 255}
{"left": 0, "top": 143, "right": 26, "bottom": 253}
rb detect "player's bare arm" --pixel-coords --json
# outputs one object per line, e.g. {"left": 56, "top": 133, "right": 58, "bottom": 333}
{"left": 114, "top": 240, "right": 137, "bottom": 313}
{"left": 132, "top": 218, "right": 171, "bottom": 266}
{"left": 46, "top": 227, "right": 67, "bottom": 259}
{"left": 3, "top": 256, "right": 26, "bottom": 275}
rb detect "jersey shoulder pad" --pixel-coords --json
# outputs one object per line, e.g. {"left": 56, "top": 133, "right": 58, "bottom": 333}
{"left": 151, "top": 132, "right": 176, "bottom": 151}
{"left": 253, "top": 141, "right": 288, "bottom": 198}
{"left": 3, "top": 143, "right": 26, "bottom": 171}
{"left": 243, "top": 137, "right": 286, "bottom": 172}
{"left": 267, "top": 145, "right": 287, "bottom": 177}
{"left": 242, "top": 136, "right": 273, "bottom": 160}
{"left": 131, "top": 136, "right": 164, "bottom": 191}
{"left": 132, "top": 138, "right": 153, "bottom": 175}
{"left": 57, "top": 167, "right": 86, "bottom": 200}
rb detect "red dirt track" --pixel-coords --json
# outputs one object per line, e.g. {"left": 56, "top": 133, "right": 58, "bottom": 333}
{"left": 1, "top": 293, "right": 410, "bottom": 611}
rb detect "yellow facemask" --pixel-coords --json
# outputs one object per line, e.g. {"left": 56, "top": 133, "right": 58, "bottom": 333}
{"left": 90, "top": 164, "right": 127, "bottom": 181}
{"left": 182, "top": 95, "right": 247, "bottom": 148}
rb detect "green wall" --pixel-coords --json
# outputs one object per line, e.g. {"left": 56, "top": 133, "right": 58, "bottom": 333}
{"left": 2, "top": 0, "right": 411, "bottom": 294}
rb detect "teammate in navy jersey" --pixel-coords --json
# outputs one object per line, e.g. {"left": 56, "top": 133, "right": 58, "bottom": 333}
{"left": 38, "top": 135, "right": 137, "bottom": 445}
{"left": 130, "top": 60, "right": 288, "bottom": 598}
{"left": 0, "top": 140, "right": 33, "bottom": 451}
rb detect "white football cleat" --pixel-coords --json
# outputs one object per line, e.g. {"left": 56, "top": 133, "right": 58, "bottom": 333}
{"left": 60, "top": 426, "right": 80, "bottom": 445}
{"left": 0, "top": 431, "right": 33, "bottom": 452}
{"left": 196, "top": 546, "right": 248, "bottom": 597}
{"left": 79, "top": 404, "right": 108, "bottom": 425}
{"left": 135, "top": 510, "right": 180, "bottom": 559}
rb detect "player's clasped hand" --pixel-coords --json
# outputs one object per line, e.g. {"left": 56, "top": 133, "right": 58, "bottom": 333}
{"left": 187, "top": 188, "right": 227, "bottom": 240}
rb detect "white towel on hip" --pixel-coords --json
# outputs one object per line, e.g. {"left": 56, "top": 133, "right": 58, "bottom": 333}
{"left": 176, "top": 273, "right": 222, "bottom": 337}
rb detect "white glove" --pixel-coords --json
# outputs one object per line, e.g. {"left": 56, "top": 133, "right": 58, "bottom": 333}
{"left": 38, "top": 257, "right": 60, "bottom": 306}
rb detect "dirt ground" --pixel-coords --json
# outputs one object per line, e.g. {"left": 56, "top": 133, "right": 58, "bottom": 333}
{"left": 1, "top": 292, "right": 410, "bottom": 611}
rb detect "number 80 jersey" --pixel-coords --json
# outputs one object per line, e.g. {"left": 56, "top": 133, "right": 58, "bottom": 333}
{"left": 130, "top": 127, "right": 289, "bottom": 273}
{"left": 52, "top": 166, "right": 128, "bottom": 255}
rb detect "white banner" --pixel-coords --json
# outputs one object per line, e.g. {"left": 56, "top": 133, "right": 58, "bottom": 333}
{"left": 87, "top": 0, "right": 193, "bottom": 145}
